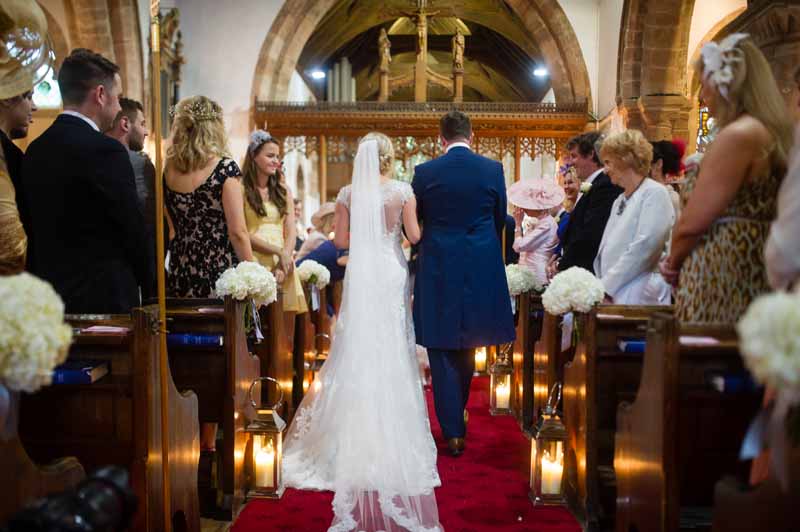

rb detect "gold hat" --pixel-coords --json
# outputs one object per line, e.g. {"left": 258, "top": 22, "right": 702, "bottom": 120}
{"left": 311, "top": 202, "right": 336, "bottom": 229}
{"left": 0, "top": 0, "right": 54, "bottom": 99}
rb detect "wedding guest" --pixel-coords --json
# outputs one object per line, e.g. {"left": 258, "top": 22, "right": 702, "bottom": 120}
{"left": 555, "top": 131, "right": 623, "bottom": 274}
{"left": 241, "top": 129, "right": 307, "bottom": 318}
{"left": 165, "top": 95, "right": 254, "bottom": 297}
{"left": 294, "top": 197, "right": 306, "bottom": 251}
{"left": 24, "top": 49, "right": 147, "bottom": 312}
{"left": 508, "top": 179, "right": 564, "bottom": 286}
{"left": 552, "top": 168, "right": 580, "bottom": 256}
{"left": 661, "top": 35, "right": 794, "bottom": 323}
{"left": 765, "top": 124, "right": 800, "bottom": 290}
{"left": 503, "top": 214, "right": 519, "bottom": 265}
{"left": 296, "top": 239, "right": 346, "bottom": 318}
{"left": 0, "top": 0, "right": 50, "bottom": 274}
{"left": 296, "top": 201, "right": 335, "bottom": 260}
{"left": 596, "top": 130, "right": 673, "bottom": 304}
{"left": 650, "top": 139, "right": 683, "bottom": 219}
{"left": 106, "top": 97, "right": 156, "bottom": 299}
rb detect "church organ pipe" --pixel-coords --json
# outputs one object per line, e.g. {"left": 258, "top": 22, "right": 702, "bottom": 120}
{"left": 319, "top": 135, "right": 328, "bottom": 202}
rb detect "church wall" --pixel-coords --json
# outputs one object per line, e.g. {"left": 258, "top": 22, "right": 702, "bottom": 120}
{"left": 39, "top": 0, "right": 73, "bottom": 51}
{"left": 687, "top": 0, "right": 747, "bottom": 68}
{"left": 597, "top": 0, "right": 624, "bottom": 117}
{"left": 173, "top": 0, "right": 284, "bottom": 159}
{"left": 558, "top": 0, "right": 600, "bottom": 115}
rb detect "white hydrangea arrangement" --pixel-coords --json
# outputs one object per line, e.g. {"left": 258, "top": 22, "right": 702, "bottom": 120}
{"left": 737, "top": 292, "right": 800, "bottom": 391}
{"left": 0, "top": 273, "right": 73, "bottom": 393}
{"left": 215, "top": 261, "right": 278, "bottom": 307}
{"left": 506, "top": 264, "right": 542, "bottom": 296}
{"left": 542, "top": 267, "right": 605, "bottom": 315}
{"left": 296, "top": 260, "right": 331, "bottom": 289}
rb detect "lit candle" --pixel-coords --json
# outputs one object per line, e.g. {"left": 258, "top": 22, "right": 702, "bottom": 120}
{"left": 255, "top": 438, "right": 275, "bottom": 488}
{"left": 496, "top": 381, "right": 510, "bottom": 409}
{"left": 540, "top": 449, "right": 563, "bottom": 495}
{"left": 475, "top": 348, "right": 487, "bottom": 372}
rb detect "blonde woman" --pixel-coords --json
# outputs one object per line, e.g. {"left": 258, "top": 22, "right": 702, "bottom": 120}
{"left": 296, "top": 201, "right": 335, "bottom": 261}
{"left": 596, "top": 130, "right": 674, "bottom": 304}
{"left": 165, "top": 96, "right": 253, "bottom": 297}
{"left": 240, "top": 130, "right": 307, "bottom": 316}
{"left": 661, "top": 35, "right": 795, "bottom": 323}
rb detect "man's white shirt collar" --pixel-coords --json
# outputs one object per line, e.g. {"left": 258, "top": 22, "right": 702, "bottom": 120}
{"left": 445, "top": 141, "right": 471, "bottom": 153}
{"left": 61, "top": 110, "right": 100, "bottom": 132}
{"left": 585, "top": 168, "right": 603, "bottom": 185}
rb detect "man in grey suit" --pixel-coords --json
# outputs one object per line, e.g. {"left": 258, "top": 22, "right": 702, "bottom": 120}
{"left": 106, "top": 97, "right": 156, "bottom": 299}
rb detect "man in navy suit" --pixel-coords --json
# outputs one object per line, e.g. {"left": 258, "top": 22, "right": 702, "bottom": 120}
{"left": 413, "top": 111, "right": 516, "bottom": 456}
{"left": 555, "top": 131, "right": 622, "bottom": 274}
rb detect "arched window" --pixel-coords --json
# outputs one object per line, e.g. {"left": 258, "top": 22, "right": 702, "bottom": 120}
{"left": 32, "top": 65, "right": 61, "bottom": 109}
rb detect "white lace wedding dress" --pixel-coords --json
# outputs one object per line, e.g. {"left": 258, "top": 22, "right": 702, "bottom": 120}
{"left": 282, "top": 140, "right": 443, "bottom": 532}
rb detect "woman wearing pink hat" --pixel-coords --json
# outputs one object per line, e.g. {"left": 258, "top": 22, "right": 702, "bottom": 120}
{"left": 509, "top": 179, "right": 565, "bottom": 286}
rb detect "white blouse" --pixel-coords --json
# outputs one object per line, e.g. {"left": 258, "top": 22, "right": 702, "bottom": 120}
{"left": 766, "top": 127, "right": 800, "bottom": 290}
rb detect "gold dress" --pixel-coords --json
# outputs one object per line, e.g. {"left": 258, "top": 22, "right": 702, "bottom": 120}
{"left": 244, "top": 197, "right": 307, "bottom": 314}
{"left": 675, "top": 165, "right": 781, "bottom": 324}
{"left": 0, "top": 160, "right": 26, "bottom": 275}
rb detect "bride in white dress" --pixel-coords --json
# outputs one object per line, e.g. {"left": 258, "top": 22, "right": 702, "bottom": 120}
{"left": 282, "top": 133, "right": 443, "bottom": 532}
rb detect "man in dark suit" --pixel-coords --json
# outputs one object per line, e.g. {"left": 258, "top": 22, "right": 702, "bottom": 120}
{"left": 23, "top": 48, "right": 147, "bottom": 313}
{"left": 555, "top": 131, "right": 623, "bottom": 273}
{"left": 106, "top": 97, "right": 156, "bottom": 300}
{"left": 413, "top": 111, "right": 516, "bottom": 457}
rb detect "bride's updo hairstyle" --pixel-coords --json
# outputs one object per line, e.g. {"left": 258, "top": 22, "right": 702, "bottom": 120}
{"left": 167, "top": 95, "right": 230, "bottom": 173}
{"left": 360, "top": 132, "right": 394, "bottom": 176}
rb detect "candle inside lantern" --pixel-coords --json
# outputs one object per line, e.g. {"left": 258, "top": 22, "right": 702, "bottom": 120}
{"left": 255, "top": 437, "right": 275, "bottom": 488}
{"left": 540, "top": 449, "right": 563, "bottom": 495}
{"left": 475, "top": 347, "right": 487, "bottom": 372}
{"left": 496, "top": 380, "right": 510, "bottom": 409}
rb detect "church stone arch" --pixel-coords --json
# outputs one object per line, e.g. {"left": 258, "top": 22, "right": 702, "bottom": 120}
{"left": 250, "top": 0, "right": 592, "bottom": 113}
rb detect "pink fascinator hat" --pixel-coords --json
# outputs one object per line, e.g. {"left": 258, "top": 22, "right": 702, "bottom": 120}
{"left": 508, "top": 179, "right": 565, "bottom": 210}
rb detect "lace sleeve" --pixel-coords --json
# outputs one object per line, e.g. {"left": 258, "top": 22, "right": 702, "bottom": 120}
{"left": 399, "top": 181, "right": 413, "bottom": 205}
{"left": 336, "top": 185, "right": 351, "bottom": 210}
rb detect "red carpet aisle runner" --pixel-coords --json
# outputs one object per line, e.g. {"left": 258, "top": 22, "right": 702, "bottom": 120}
{"left": 232, "top": 376, "right": 581, "bottom": 532}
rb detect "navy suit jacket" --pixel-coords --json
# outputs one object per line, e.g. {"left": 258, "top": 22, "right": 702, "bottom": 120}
{"left": 412, "top": 147, "right": 515, "bottom": 350}
{"left": 558, "top": 172, "right": 622, "bottom": 273}
{"left": 23, "top": 114, "right": 148, "bottom": 313}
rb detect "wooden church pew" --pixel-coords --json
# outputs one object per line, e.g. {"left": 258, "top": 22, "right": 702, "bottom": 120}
{"left": 614, "top": 312, "right": 761, "bottom": 532}
{"left": 18, "top": 306, "right": 200, "bottom": 531}
{"left": 532, "top": 310, "right": 563, "bottom": 432}
{"left": 563, "top": 304, "right": 671, "bottom": 528}
{"left": 165, "top": 297, "right": 259, "bottom": 519}
{"left": 254, "top": 291, "right": 294, "bottom": 421}
{"left": 711, "top": 448, "right": 800, "bottom": 532}
{"left": 293, "top": 286, "right": 318, "bottom": 408}
{"left": 511, "top": 292, "right": 544, "bottom": 432}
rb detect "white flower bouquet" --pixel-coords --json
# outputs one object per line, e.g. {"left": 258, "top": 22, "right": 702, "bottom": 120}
{"left": 736, "top": 290, "right": 800, "bottom": 490}
{"left": 296, "top": 260, "right": 331, "bottom": 289}
{"left": 0, "top": 273, "right": 73, "bottom": 393}
{"left": 215, "top": 261, "right": 278, "bottom": 307}
{"left": 542, "top": 267, "right": 604, "bottom": 316}
{"left": 505, "top": 264, "right": 542, "bottom": 297}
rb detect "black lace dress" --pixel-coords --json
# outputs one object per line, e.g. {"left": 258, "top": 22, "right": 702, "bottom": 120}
{"left": 166, "top": 158, "right": 239, "bottom": 297}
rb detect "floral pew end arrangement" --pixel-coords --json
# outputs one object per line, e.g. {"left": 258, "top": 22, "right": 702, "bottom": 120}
{"left": 296, "top": 260, "right": 331, "bottom": 312}
{"left": 541, "top": 267, "right": 604, "bottom": 344}
{"left": 506, "top": 264, "right": 543, "bottom": 314}
{"left": 737, "top": 290, "right": 800, "bottom": 491}
{"left": 215, "top": 261, "right": 278, "bottom": 341}
{"left": 0, "top": 273, "right": 73, "bottom": 393}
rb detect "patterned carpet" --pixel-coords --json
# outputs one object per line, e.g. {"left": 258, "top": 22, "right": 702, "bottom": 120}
{"left": 232, "top": 377, "right": 581, "bottom": 531}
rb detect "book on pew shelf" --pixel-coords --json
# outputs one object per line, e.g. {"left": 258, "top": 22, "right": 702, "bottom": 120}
{"left": 706, "top": 371, "right": 758, "bottom": 394}
{"left": 53, "top": 360, "right": 109, "bottom": 384}
{"left": 617, "top": 338, "right": 646, "bottom": 353}
{"left": 167, "top": 333, "right": 224, "bottom": 347}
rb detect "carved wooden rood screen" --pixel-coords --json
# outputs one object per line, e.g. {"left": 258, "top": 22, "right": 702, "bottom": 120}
{"left": 254, "top": 101, "right": 587, "bottom": 198}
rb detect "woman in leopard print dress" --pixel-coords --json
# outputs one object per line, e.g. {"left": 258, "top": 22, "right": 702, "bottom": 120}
{"left": 661, "top": 36, "right": 794, "bottom": 323}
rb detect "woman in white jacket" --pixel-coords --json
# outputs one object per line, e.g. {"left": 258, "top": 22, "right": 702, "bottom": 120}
{"left": 594, "top": 130, "right": 674, "bottom": 304}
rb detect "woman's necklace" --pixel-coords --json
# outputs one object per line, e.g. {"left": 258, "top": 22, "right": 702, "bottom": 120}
{"left": 617, "top": 177, "right": 646, "bottom": 215}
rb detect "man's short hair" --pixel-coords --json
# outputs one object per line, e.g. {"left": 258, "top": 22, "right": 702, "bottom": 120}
{"left": 58, "top": 48, "right": 120, "bottom": 106}
{"left": 112, "top": 97, "right": 144, "bottom": 129}
{"left": 566, "top": 131, "right": 603, "bottom": 166}
{"left": 440, "top": 110, "right": 471, "bottom": 141}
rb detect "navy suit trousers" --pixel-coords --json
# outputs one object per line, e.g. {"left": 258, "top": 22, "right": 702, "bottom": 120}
{"left": 428, "top": 348, "right": 475, "bottom": 439}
